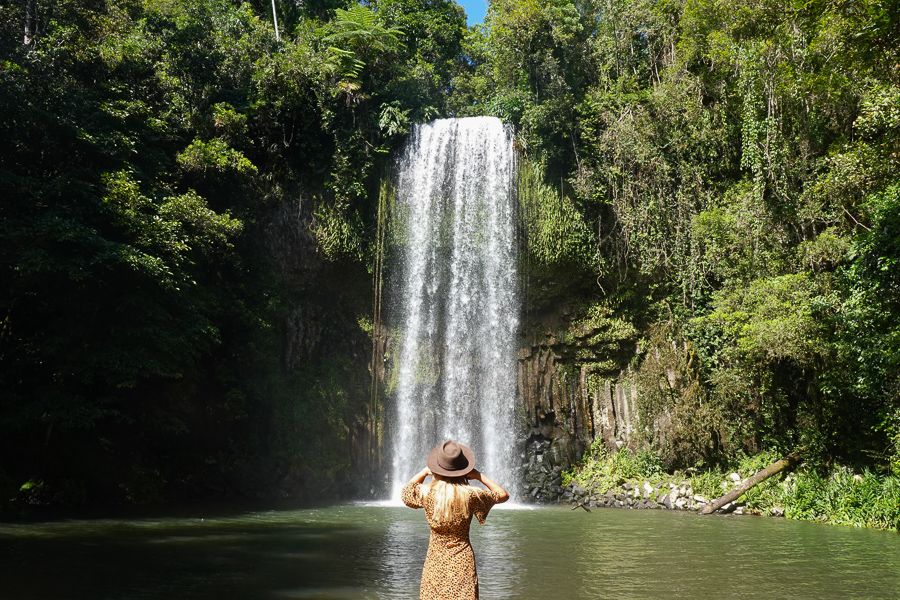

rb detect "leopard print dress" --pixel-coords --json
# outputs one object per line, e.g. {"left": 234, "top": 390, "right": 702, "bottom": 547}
{"left": 401, "top": 481, "right": 503, "bottom": 600}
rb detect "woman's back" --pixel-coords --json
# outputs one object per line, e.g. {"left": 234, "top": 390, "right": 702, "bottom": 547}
{"left": 411, "top": 481, "right": 499, "bottom": 535}
{"left": 402, "top": 441, "right": 509, "bottom": 600}
{"left": 402, "top": 479, "right": 504, "bottom": 600}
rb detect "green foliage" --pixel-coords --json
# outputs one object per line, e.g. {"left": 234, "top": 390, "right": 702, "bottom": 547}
{"left": 691, "top": 181, "right": 787, "bottom": 289}
{"left": 569, "top": 447, "right": 900, "bottom": 530}
{"left": 378, "top": 101, "right": 411, "bottom": 137}
{"left": 783, "top": 469, "right": 900, "bottom": 531}
{"left": 886, "top": 408, "right": 900, "bottom": 478}
{"left": 211, "top": 102, "right": 248, "bottom": 140}
{"left": 323, "top": 4, "right": 405, "bottom": 81}
{"left": 374, "top": 0, "right": 467, "bottom": 116}
{"left": 563, "top": 444, "right": 663, "bottom": 492}
{"left": 634, "top": 323, "right": 734, "bottom": 469}
{"left": 177, "top": 139, "right": 257, "bottom": 175}
{"left": 702, "top": 274, "right": 832, "bottom": 367}
{"left": 830, "top": 182, "right": 900, "bottom": 468}
{"left": 688, "top": 470, "right": 724, "bottom": 500}
{"left": 0, "top": 0, "right": 466, "bottom": 506}
{"left": 459, "top": 0, "right": 898, "bottom": 481}
{"left": 311, "top": 199, "right": 366, "bottom": 261}
{"left": 518, "top": 159, "right": 596, "bottom": 270}
{"left": 568, "top": 304, "right": 637, "bottom": 345}
{"left": 0, "top": 0, "right": 896, "bottom": 512}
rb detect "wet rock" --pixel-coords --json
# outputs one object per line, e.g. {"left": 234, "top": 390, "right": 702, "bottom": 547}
{"left": 770, "top": 506, "right": 785, "bottom": 517}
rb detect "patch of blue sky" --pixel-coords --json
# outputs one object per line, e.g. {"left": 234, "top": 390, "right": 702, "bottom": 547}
{"left": 456, "top": 0, "right": 487, "bottom": 26}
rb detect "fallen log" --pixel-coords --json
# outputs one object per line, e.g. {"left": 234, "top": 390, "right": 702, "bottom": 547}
{"left": 700, "top": 451, "right": 803, "bottom": 515}
{"left": 571, "top": 501, "right": 591, "bottom": 512}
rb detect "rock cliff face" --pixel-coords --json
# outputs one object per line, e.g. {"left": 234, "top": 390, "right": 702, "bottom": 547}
{"left": 516, "top": 304, "right": 641, "bottom": 501}
{"left": 265, "top": 194, "right": 377, "bottom": 499}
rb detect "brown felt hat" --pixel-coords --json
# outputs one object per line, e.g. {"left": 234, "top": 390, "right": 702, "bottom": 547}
{"left": 427, "top": 440, "right": 476, "bottom": 477}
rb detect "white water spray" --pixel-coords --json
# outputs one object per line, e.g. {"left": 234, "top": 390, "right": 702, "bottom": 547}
{"left": 389, "top": 117, "right": 520, "bottom": 499}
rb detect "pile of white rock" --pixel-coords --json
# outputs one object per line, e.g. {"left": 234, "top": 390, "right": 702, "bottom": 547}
{"left": 565, "top": 472, "right": 765, "bottom": 515}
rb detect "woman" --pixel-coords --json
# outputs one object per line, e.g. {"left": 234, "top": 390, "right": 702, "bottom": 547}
{"left": 402, "top": 440, "right": 510, "bottom": 600}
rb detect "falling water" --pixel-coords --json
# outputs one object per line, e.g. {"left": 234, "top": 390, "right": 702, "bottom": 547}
{"left": 389, "top": 117, "right": 520, "bottom": 499}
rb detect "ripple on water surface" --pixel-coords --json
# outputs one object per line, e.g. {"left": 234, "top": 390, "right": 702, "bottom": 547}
{"left": 1, "top": 504, "right": 898, "bottom": 599}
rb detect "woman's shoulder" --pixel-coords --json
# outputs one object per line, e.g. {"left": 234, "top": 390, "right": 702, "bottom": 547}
{"left": 465, "top": 484, "right": 492, "bottom": 501}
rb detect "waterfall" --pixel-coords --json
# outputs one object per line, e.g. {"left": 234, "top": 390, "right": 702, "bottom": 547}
{"left": 389, "top": 117, "right": 520, "bottom": 499}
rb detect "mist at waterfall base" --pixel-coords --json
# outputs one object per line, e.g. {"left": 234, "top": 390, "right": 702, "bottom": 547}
{"left": 387, "top": 117, "right": 520, "bottom": 500}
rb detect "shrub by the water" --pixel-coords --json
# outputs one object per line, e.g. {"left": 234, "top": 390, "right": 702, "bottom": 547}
{"left": 783, "top": 469, "right": 900, "bottom": 531}
{"left": 566, "top": 447, "right": 900, "bottom": 531}
{"left": 562, "top": 443, "right": 664, "bottom": 493}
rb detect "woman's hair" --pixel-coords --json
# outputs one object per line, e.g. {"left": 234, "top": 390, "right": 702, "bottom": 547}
{"left": 430, "top": 476, "right": 472, "bottom": 523}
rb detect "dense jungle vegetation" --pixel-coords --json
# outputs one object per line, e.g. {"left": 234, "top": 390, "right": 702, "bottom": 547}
{"left": 1, "top": 0, "right": 897, "bottom": 510}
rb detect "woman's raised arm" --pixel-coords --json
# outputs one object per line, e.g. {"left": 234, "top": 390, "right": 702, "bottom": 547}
{"left": 468, "top": 469, "right": 509, "bottom": 503}
{"left": 406, "top": 466, "right": 432, "bottom": 487}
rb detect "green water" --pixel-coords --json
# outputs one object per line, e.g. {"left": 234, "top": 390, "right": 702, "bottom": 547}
{"left": 1, "top": 504, "right": 898, "bottom": 599}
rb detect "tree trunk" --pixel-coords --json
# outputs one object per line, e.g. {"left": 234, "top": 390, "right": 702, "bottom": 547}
{"left": 24, "top": 0, "right": 37, "bottom": 45}
{"left": 270, "top": 0, "right": 280, "bottom": 41}
{"left": 700, "top": 451, "right": 802, "bottom": 515}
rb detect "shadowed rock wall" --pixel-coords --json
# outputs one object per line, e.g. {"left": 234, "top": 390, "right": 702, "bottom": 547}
{"left": 516, "top": 304, "right": 640, "bottom": 501}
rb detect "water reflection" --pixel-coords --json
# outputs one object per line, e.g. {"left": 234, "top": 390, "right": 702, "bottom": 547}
{"left": 377, "top": 509, "right": 427, "bottom": 599}
{"left": 472, "top": 506, "right": 522, "bottom": 599}
{"left": 0, "top": 505, "right": 897, "bottom": 599}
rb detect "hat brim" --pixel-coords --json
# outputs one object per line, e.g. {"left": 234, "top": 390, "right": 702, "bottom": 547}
{"left": 427, "top": 442, "right": 476, "bottom": 478}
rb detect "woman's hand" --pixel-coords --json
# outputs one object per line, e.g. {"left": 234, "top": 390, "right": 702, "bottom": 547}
{"left": 471, "top": 469, "right": 509, "bottom": 503}
{"left": 407, "top": 466, "right": 432, "bottom": 487}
